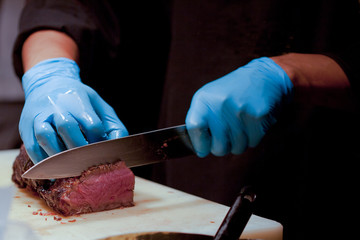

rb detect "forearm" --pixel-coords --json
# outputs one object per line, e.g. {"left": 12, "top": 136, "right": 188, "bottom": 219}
{"left": 22, "top": 30, "right": 79, "bottom": 72}
{"left": 271, "top": 53, "right": 356, "bottom": 110}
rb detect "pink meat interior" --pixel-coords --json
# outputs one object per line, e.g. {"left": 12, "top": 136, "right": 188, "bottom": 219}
{"left": 59, "top": 161, "right": 135, "bottom": 214}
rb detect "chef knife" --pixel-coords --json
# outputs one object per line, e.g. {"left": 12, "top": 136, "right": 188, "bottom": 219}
{"left": 22, "top": 124, "right": 194, "bottom": 179}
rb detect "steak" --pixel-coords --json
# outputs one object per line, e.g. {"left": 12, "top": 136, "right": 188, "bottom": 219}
{"left": 12, "top": 145, "right": 135, "bottom": 216}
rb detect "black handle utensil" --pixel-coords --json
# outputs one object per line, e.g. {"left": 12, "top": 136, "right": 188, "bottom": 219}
{"left": 213, "top": 186, "right": 256, "bottom": 240}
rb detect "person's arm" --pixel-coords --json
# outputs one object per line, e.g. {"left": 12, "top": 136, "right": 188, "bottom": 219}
{"left": 22, "top": 30, "right": 79, "bottom": 72}
{"left": 19, "top": 30, "right": 128, "bottom": 163}
{"left": 271, "top": 53, "right": 355, "bottom": 110}
{"left": 185, "top": 53, "right": 357, "bottom": 157}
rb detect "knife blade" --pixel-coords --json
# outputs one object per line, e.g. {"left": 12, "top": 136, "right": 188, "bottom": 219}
{"left": 22, "top": 124, "right": 194, "bottom": 179}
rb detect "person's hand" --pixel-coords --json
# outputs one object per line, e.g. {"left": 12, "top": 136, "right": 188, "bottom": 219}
{"left": 186, "top": 57, "right": 293, "bottom": 157}
{"left": 20, "top": 57, "right": 128, "bottom": 163}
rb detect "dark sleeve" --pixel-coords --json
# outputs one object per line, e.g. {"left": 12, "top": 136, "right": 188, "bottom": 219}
{"left": 325, "top": 44, "right": 360, "bottom": 101}
{"left": 12, "top": 0, "right": 120, "bottom": 78}
{"left": 320, "top": 0, "right": 360, "bottom": 100}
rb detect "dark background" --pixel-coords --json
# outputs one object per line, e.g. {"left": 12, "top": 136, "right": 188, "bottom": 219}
{"left": 2, "top": 0, "right": 360, "bottom": 239}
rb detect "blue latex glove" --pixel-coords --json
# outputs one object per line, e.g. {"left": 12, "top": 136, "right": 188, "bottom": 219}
{"left": 185, "top": 57, "right": 293, "bottom": 157}
{"left": 20, "top": 57, "right": 128, "bottom": 163}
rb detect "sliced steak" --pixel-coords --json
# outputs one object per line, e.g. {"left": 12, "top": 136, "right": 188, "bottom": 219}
{"left": 12, "top": 145, "right": 135, "bottom": 216}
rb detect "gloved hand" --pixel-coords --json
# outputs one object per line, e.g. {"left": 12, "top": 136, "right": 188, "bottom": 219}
{"left": 185, "top": 57, "right": 293, "bottom": 157}
{"left": 20, "top": 57, "right": 128, "bottom": 163}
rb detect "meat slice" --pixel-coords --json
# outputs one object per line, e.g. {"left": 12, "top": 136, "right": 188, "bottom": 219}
{"left": 12, "top": 145, "right": 135, "bottom": 216}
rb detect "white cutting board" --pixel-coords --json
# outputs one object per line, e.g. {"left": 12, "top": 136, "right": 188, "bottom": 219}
{"left": 0, "top": 149, "right": 282, "bottom": 240}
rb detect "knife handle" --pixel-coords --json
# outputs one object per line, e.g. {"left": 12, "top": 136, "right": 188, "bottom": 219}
{"left": 213, "top": 186, "right": 256, "bottom": 240}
